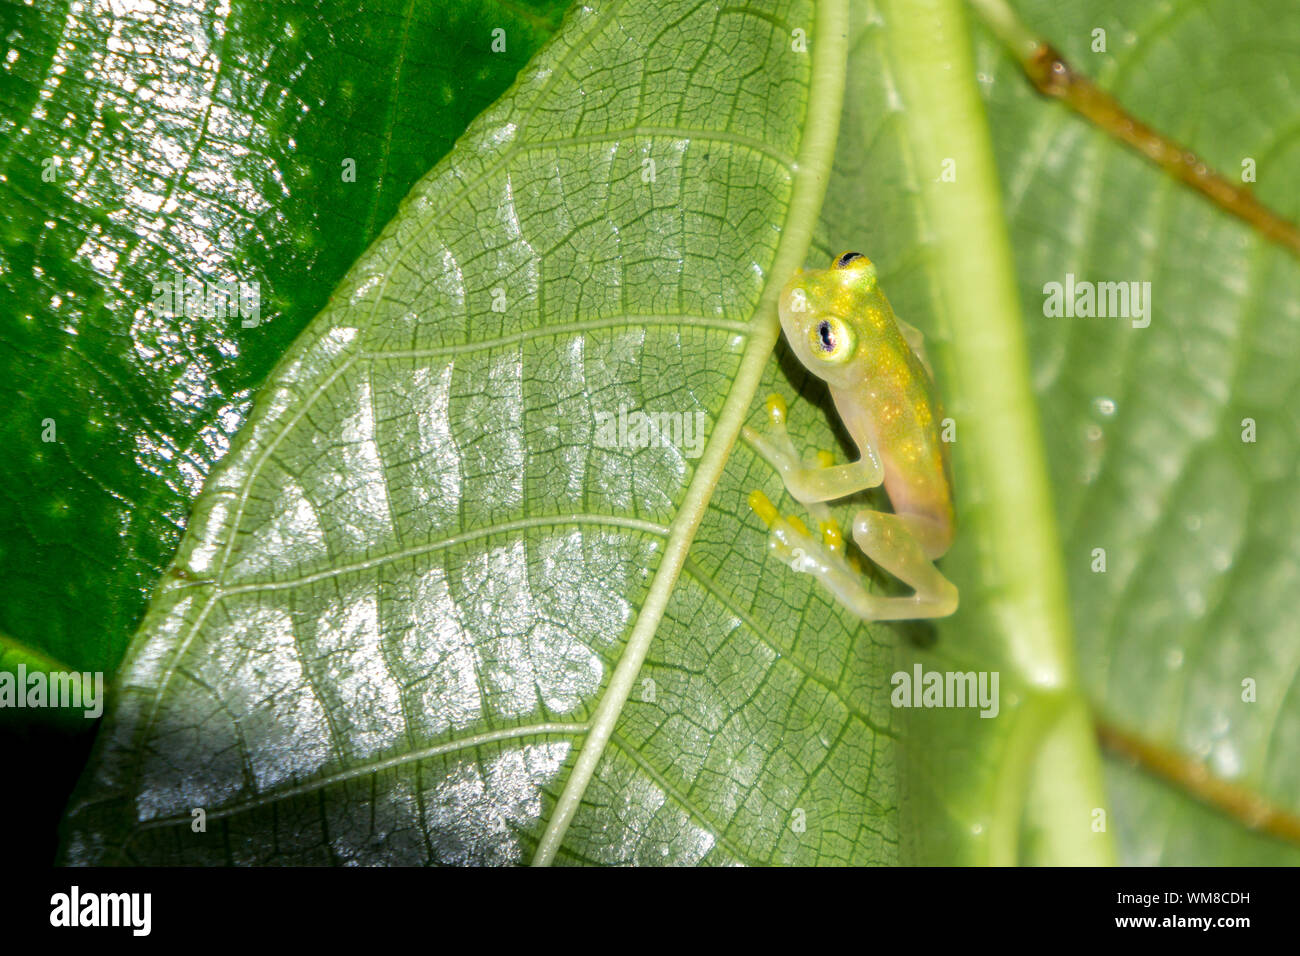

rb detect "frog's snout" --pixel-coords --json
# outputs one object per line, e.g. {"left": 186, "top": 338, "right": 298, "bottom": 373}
{"left": 781, "top": 281, "right": 812, "bottom": 317}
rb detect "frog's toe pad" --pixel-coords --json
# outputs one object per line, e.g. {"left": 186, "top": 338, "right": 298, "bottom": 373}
{"left": 746, "top": 493, "right": 820, "bottom": 568}
{"left": 747, "top": 489, "right": 780, "bottom": 528}
{"left": 764, "top": 393, "right": 788, "bottom": 426}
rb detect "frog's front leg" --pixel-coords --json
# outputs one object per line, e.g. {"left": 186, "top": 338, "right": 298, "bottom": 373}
{"left": 741, "top": 394, "right": 882, "bottom": 503}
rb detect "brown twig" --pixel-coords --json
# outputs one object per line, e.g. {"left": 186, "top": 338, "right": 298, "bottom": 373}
{"left": 1096, "top": 718, "right": 1300, "bottom": 847}
{"left": 1022, "top": 44, "right": 1300, "bottom": 260}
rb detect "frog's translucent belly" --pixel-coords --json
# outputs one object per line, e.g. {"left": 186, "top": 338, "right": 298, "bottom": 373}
{"left": 831, "top": 378, "right": 955, "bottom": 555}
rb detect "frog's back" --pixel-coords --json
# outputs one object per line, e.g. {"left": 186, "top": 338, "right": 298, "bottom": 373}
{"left": 831, "top": 314, "right": 955, "bottom": 553}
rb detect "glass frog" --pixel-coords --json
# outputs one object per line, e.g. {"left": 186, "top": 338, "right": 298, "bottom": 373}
{"left": 744, "top": 251, "right": 958, "bottom": 621}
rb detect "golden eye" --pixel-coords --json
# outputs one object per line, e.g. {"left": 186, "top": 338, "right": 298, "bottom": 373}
{"left": 808, "top": 317, "right": 855, "bottom": 363}
{"left": 830, "top": 251, "right": 877, "bottom": 286}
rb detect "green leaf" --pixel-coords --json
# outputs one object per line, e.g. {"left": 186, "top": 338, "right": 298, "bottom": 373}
{"left": 977, "top": 0, "right": 1300, "bottom": 866}
{"left": 0, "top": 0, "right": 566, "bottom": 680}
{"left": 57, "top": 0, "right": 1300, "bottom": 867}
{"left": 65, "top": 0, "right": 875, "bottom": 865}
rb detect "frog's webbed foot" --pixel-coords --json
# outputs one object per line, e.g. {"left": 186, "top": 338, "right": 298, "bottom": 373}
{"left": 741, "top": 394, "right": 882, "bottom": 504}
{"left": 748, "top": 491, "right": 956, "bottom": 621}
{"left": 748, "top": 488, "right": 861, "bottom": 586}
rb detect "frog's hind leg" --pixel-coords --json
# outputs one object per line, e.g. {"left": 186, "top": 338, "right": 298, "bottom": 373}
{"left": 848, "top": 510, "right": 958, "bottom": 619}
{"left": 895, "top": 317, "right": 935, "bottom": 380}
{"left": 747, "top": 494, "right": 957, "bottom": 622}
{"left": 748, "top": 490, "right": 866, "bottom": 601}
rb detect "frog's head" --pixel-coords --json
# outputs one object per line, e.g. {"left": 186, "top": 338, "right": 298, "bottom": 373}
{"left": 778, "top": 251, "right": 877, "bottom": 389}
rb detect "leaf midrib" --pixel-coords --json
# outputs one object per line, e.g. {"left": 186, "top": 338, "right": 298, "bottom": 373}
{"left": 83, "top": 0, "right": 854, "bottom": 865}
{"left": 528, "top": 0, "right": 852, "bottom": 866}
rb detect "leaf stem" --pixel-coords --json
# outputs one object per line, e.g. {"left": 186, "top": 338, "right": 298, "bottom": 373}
{"left": 883, "top": 0, "right": 1114, "bottom": 864}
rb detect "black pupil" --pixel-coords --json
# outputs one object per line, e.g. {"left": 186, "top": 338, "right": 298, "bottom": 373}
{"left": 835, "top": 251, "right": 862, "bottom": 268}
{"left": 818, "top": 321, "right": 834, "bottom": 351}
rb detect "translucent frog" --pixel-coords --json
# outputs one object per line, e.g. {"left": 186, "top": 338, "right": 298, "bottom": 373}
{"left": 744, "top": 251, "right": 958, "bottom": 621}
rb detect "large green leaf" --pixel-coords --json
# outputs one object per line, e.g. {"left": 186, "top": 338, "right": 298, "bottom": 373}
{"left": 64, "top": 0, "right": 880, "bottom": 865}
{"left": 806, "top": 0, "right": 1300, "bottom": 865}
{"left": 978, "top": 0, "right": 1300, "bottom": 866}
{"left": 54, "top": 0, "right": 1300, "bottom": 866}
{"left": 0, "top": 0, "right": 566, "bottom": 680}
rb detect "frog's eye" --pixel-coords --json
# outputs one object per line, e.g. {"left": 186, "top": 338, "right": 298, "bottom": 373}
{"left": 809, "top": 316, "right": 855, "bottom": 363}
{"left": 833, "top": 251, "right": 865, "bottom": 269}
